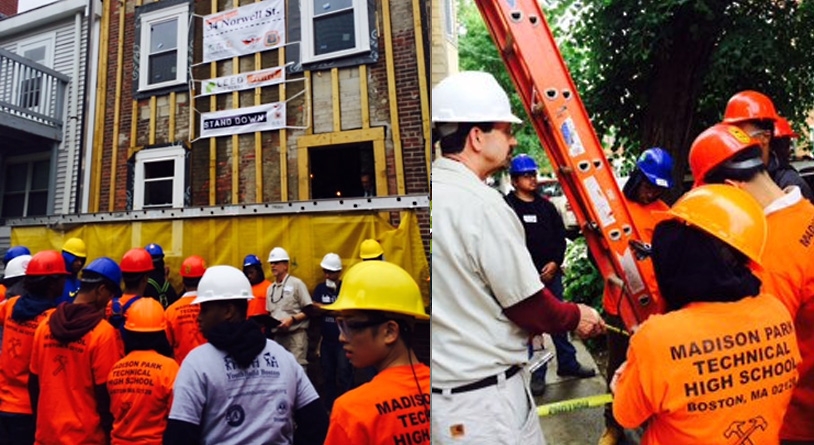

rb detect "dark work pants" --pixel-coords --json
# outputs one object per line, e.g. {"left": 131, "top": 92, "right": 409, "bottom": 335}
{"left": 604, "top": 314, "right": 630, "bottom": 429}
{"left": 320, "top": 340, "right": 353, "bottom": 410}
{"left": 0, "top": 411, "right": 35, "bottom": 445}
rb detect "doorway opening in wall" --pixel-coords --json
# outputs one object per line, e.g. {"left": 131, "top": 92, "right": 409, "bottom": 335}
{"left": 309, "top": 142, "right": 375, "bottom": 199}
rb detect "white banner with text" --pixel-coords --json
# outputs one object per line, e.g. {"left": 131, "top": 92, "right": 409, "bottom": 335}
{"left": 198, "top": 66, "right": 285, "bottom": 97}
{"left": 202, "top": 0, "right": 285, "bottom": 63}
{"left": 200, "top": 102, "right": 286, "bottom": 138}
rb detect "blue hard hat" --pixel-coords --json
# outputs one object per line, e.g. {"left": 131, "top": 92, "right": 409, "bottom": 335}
{"left": 510, "top": 154, "right": 538, "bottom": 175}
{"left": 81, "top": 257, "right": 123, "bottom": 288}
{"left": 637, "top": 147, "right": 674, "bottom": 189}
{"left": 144, "top": 243, "right": 164, "bottom": 258}
{"left": 243, "top": 254, "right": 262, "bottom": 267}
{"left": 4, "top": 246, "right": 31, "bottom": 265}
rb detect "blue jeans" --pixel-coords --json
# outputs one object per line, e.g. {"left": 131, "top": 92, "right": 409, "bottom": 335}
{"left": 531, "top": 272, "right": 579, "bottom": 382}
{"left": 320, "top": 340, "right": 353, "bottom": 409}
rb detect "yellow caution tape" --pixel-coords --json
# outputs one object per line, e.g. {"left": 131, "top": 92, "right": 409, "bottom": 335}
{"left": 605, "top": 324, "right": 630, "bottom": 336}
{"left": 537, "top": 393, "right": 613, "bottom": 417}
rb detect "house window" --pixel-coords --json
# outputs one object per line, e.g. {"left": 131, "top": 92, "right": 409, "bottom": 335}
{"left": 1, "top": 157, "right": 50, "bottom": 218}
{"left": 443, "top": 0, "right": 455, "bottom": 40}
{"left": 15, "top": 34, "right": 55, "bottom": 111}
{"left": 133, "top": 146, "right": 186, "bottom": 210}
{"left": 309, "top": 142, "right": 375, "bottom": 198}
{"left": 301, "top": 0, "right": 370, "bottom": 63}
{"left": 138, "top": 3, "right": 189, "bottom": 92}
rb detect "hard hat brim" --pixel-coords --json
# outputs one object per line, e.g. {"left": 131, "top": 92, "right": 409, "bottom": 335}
{"left": 191, "top": 294, "right": 255, "bottom": 305}
{"left": 321, "top": 299, "right": 430, "bottom": 320}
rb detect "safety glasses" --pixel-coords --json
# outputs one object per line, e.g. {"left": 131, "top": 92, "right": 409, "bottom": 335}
{"left": 335, "top": 316, "right": 388, "bottom": 338}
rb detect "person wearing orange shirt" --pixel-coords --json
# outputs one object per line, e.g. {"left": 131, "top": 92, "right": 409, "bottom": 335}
{"left": 108, "top": 298, "right": 179, "bottom": 445}
{"left": 323, "top": 261, "right": 430, "bottom": 445}
{"left": 0, "top": 251, "right": 66, "bottom": 445}
{"left": 107, "top": 248, "right": 154, "bottom": 330}
{"left": 1, "top": 247, "right": 31, "bottom": 304}
{"left": 29, "top": 257, "right": 124, "bottom": 445}
{"left": 613, "top": 184, "right": 801, "bottom": 445}
{"left": 690, "top": 120, "right": 814, "bottom": 444}
{"left": 600, "top": 147, "right": 673, "bottom": 445}
{"left": 243, "top": 254, "right": 270, "bottom": 316}
{"left": 165, "top": 255, "right": 206, "bottom": 364}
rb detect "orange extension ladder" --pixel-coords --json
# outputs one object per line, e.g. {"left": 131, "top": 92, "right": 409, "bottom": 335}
{"left": 474, "top": 0, "right": 664, "bottom": 329}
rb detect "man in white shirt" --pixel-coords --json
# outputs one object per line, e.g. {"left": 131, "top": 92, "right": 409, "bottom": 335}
{"left": 431, "top": 71, "right": 605, "bottom": 444}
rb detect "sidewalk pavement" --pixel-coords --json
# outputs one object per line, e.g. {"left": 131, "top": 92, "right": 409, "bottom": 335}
{"left": 536, "top": 334, "right": 609, "bottom": 445}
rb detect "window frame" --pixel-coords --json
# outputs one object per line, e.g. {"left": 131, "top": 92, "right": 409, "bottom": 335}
{"left": 300, "top": 0, "right": 370, "bottom": 64}
{"left": 0, "top": 153, "right": 51, "bottom": 218}
{"left": 133, "top": 146, "right": 186, "bottom": 210}
{"left": 14, "top": 32, "right": 56, "bottom": 112}
{"left": 443, "top": 0, "right": 456, "bottom": 41}
{"left": 137, "top": 2, "right": 189, "bottom": 93}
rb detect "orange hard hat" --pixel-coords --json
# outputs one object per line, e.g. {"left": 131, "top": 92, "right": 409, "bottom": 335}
{"left": 120, "top": 248, "right": 154, "bottom": 273}
{"left": 774, "top": 116, "right": 798, "bottom": 139}
{"left": 665, "top": 184, "right": 766, "bottom": 266}
{"left": 124, "top": 297, "right": 166, "bottom": 332}
{"left": 722, "top": 90, "right": 778, "bottom": 124}
{"left": 689, "top": 123, "right": 762, "bottom": 187}
{"left": 26, "top": 250, "right": 69, "bottom": 276}
{"left": 180, "top": 255, "right": 206, "bottom": 278}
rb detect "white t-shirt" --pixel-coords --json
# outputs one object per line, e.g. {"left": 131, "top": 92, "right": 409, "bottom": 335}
{"left": 169, "top": 339, "right": 319, "bottom": 444}
{"left": 432, "top": 157, "right": 544, "bottom": 386}
{"left": 266, "top": 274, "right": 312, "bottom": 330}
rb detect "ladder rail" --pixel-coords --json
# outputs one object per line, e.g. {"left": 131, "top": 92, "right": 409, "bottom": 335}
{"left": 474, "top": 0, "right": 663, "bottom": 328}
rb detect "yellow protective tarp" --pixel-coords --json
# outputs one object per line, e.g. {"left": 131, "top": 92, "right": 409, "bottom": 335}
{"left": 12, "top": 211, "right": 430, "bottom": 306}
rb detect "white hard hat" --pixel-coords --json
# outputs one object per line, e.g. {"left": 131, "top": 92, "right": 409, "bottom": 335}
{"left": 4, "top": 254, "right": 31, "bottom": 280}
{"left": 320, "top": 253, "right": 342, "bottom": 271}
{"left": 191, "top": 265, "right": 254, "bottom": 305}
{"left": 267, "top": 247, "right": 290, "bottom": 263}
{"left": 431, "top": 71, "right": 522, "bottom": 125}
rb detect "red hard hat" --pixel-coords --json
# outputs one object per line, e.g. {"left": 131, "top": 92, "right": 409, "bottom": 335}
{"left": 120, "top": 248, "right": 154, "bottom": 273}
{"left": 722, "top": 91, "right": 778, "bottom": 124}
{"left": 180, "top": 255, "right": 206, "bottom": 278}
{"left": 689, "top": 124, "right": 762, "bottom": 187}
{"left": 26, "top": 250, "right": 69, "bottom": 276}
{"left": 774, "top": 116, "right": 798, "bottom": 139}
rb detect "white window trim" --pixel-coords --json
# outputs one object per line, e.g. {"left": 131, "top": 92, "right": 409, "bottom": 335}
{"left": 443, "top": 0, "right": 455, "bottom": 41}
{"left": 133, "top": 146, "right": 185, "bottom": 210}
{"left": 138, "top": 3, "right": 189, "bottom": 92}
{"left": 301, "top": 0, "right": 370, "bottom": 64}
{"left": 14, "top": 32, "right": 57, "bottom": 112}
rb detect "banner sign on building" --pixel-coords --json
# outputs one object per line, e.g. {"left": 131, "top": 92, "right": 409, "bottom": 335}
{"left": 200, "top": 102, "right": 286, "bottom": 138}
{"left": 203, "top": 0, "right": 285, "bottom": 63}
{"left": 199, "top": 66, "right": 285, "bottom": 97}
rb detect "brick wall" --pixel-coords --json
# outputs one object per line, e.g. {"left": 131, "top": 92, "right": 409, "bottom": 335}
{"left": 0, "top": 0, "right": 16, "bottom": 16}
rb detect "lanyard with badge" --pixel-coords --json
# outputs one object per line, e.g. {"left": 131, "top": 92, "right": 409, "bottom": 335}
{"left": 270, "top": 275, "right": 290, "bottom": 304}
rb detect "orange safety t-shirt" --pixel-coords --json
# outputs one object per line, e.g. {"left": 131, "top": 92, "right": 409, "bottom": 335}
{"left": 0, "top": 297, "right": 54, "bottom": 414}
{"left": 164, "top": 292, "right": 204, "bottom": 364}
{"left": 107, "top": 349, "right": 179, "bottom": 445}
{"left": 603, "top": 198, "right": 668, "bottom": 316}
{"left": 248, "top": 280, "right": 271, "bottom": 317}
{"left": 0, "top": 284, "right": 7, "bottom": 303}
{"left": 30, "top": 314, "right": 124, "bottom": 445}
{"left": 614, "top": 294, "right": 800, "bottom": 445}
{"left": 759, "top": 197, "right": 814, "bottom": 440}
{"left": 325, "top": 363, "right": 430, "bottom": 445}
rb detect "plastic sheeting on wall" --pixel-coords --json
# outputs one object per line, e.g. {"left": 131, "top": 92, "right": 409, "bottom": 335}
{"left": 11, "top": 211, "right": 430, "bottom": 306}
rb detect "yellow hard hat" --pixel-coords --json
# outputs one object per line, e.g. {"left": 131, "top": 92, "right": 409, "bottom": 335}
{"left": 62, "top": 237, "right": 87, "bottom": 258}
{"left": 359, "top": 239, "right": 384, "bottom": 259}
{"left": 323, "top": 261, "right": 428, "bottom": 319}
